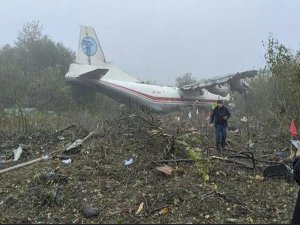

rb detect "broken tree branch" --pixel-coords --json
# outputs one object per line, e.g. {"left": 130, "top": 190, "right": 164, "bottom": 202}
{"left": 0, "top": 156, "right": 48, "bottom": 175}
{"left": 210, "top": 156, "right": 254, "bottom": 169}
{"left": 54, "top": 124, "right": 76, "bottom": 135}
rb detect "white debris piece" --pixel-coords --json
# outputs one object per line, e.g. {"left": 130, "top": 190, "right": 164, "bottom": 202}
{"left": 65, "top": 132, "right": 94, "bottom": 152}
{"left": 241, "top": 116, "right": 248, "bottom": 122}
{"left": 13, "top": 145, "right": 23, "bottom": 161}
{"left": 188, "top": 111, "right": 192, "bottom": 119}
{"left": 57, "top": 136, "right": 65, "bottom": 140}
{"left": 66, "top": 139, "right": 84, "bottom": 151}
{"left": 124, "top": 158, "right": 133, "bottom": 166}
{"left": 248, "top": 139, "right": 255, "bottom": 148}
{"left": 42, "top": 155, "right": 50, "bottom": 160}
{"left": 62, "top": 158, "right": 72, "bottom": 164}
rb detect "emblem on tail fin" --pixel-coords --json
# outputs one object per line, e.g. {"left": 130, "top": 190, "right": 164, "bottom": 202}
{"left": 81, "top": 37, "right": 97, "bottom": 56}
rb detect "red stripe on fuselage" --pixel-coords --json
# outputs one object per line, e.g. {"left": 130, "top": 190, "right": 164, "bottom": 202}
{"left": 100, "top": 80, "right": 217, "bottom": 104}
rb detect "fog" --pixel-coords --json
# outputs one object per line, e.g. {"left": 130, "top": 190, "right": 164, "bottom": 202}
{"left": 1, "top": 0, "right": 299, "bottom": 85}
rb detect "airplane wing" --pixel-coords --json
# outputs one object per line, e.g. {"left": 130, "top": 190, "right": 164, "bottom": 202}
{"left": 180, "top": 70, "right": 258, "bottom": 97}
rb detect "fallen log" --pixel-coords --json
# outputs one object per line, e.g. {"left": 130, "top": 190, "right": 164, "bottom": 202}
{"left": 0, "top": 156, "right": 48, "bottom": 175}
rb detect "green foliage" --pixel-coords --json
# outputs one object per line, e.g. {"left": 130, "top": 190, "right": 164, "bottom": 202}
{"left": 15, "top": 21, "right": 75, "bottom": 76}
{"left": 27, "top": 67, "right": 75, "bottom": 111}
{"left": 180, "top": 133, "right": 203, "bottom": 146}
{"left": 0, "top": 111, "right": 59, "bottom": 135}
{"left": 176, "top": 72, "right": 197, "bottom": 88}
{"left": 240, "top": 35, "right": 300, "bottom": 126}
{"left": 263, "top": 35, "right": 292, "bottom": 69}
{"left": 187, "top": 147, "right": 210, "bottom": 182}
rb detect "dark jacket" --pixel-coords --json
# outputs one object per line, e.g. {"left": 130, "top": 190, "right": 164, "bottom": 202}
{"left": 292, "top": 157, "right": 300, "bottom": 224}
{"left": 210, "top": 106, "right": 231, "bottom": 127}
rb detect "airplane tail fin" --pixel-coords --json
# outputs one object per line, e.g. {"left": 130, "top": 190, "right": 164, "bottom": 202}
{"left": 76, "top": 25, "right": 106, "bottom": 66}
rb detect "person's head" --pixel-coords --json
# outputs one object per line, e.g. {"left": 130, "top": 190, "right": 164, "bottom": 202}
{"left": 217, "top": 100, "right": 224, "bottom": 107}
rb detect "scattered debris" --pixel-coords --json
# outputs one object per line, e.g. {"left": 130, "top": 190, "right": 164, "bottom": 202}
{"left": 81, "top": 200, "right": 99, "bottom": 218}
{"left": 13, "top": 145, "right": 23, "bottom": 161}
{"left": 62, "top": 158, "right": 72, "bottom": 165}
{"left": 255, "top": 175, "right": 265, "bottom": 182}
{"left": 135, "top": 202, "right": 144, "bottom": 215}
{"left": 275, "top": 148, "right": 289, "bottom": 160}
{"left": 65, "top": 132, "right": 94, "bottom": 152}
{"left": 65, "top": 139, "right": 83, "bottom": 152}
{"left": 247, "top": 139, "right": 255, "bottom": 148}
{"left": 0, "top": 108, "right": 297, "bottom": 223}
{"left": 263, "top": 164, "right": 293, "bottom": 181}
{"left": 124, "top": 158, "right": 133, "bottom": 166}
{"left": 241, "top": 116, "right": 247, "bottom": 122}
{"left": 155, "top": 165, "right": 175, "bottom": 176}
{"left": 57, "top": 136, "right": 65, "bottom": 140}
{"left": 159, "top": 207, "right": 171, "bottom": 215}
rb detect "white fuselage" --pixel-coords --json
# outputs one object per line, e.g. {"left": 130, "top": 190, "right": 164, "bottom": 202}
{"left": 66, "top": 66, "right": 229, "bottom": 113}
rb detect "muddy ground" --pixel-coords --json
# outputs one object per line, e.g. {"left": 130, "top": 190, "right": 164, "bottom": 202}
{"left": 0, "top": 108, "right": 298, "bottom": 224}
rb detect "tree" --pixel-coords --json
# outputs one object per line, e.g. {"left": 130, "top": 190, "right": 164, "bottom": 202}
{"left": 15, "top": 21, "right": 75, "bottom": 76}
{"left": 0, "top": 21, "right": 75, "bottom": 110}
{"left": 176, "top": 72, "right": 197, "bottom": 87}
{"left": 240, "top": 35, "right": 300, "bottom": 128}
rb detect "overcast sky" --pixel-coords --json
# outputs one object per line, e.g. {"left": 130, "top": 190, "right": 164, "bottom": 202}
{"left": 1, "top": 0, "right": 300, "bottom": 85}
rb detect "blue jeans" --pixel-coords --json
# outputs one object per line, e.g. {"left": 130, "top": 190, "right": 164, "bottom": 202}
{"left": 215, "top": 124, "right": 227, "bottom": 147}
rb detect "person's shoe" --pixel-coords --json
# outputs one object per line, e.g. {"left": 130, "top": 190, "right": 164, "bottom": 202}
{"left": 216, "top": 143, "right": 223, "bottom": 155}
{"left": 221, "top": 141, "right": 225, "bottom": 148}
{"left": 221, "top": 137, "right": 227, "bottom": 148}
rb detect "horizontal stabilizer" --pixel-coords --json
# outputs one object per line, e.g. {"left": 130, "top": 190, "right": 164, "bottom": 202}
{"left": 78, "top": 68, "right": 108, "bottom": 80}
{"left": 65, "top": 63, "right": 108, "bottom": 80}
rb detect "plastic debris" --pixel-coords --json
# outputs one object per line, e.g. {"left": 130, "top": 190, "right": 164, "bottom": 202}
{"left": 263, "top": 164, "right": 293, "bottom": 181}
{"left": 241, "top": 116, "right": 247, "bottom": 122}
{"left": 62, "top": 159, "right": 72, "bottom": 164}
{"left": 291, "top": 139, "right": 298, "bottom": 149}
{"left": 247, "top": 139, "right": 254, "bottom": 148}
{"left": 57, "top": 136, "right": 65, "bottom": 140}
{"left": 0, "top": 156, "right": 6, "bottom": 164}
{"left": 124, "top": 158, "right": 133, "bottom": 166}
{"left": 159, "top": 207, "right": 171, "bottom": 215}
{"left": 275, "top": 149, "right": 288, "bottom": 159}
{"left": 42, "top": 155, "right": 50, "bottom": 160}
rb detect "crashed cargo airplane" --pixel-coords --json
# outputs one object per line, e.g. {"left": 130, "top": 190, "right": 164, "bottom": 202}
{"left": 65, "top": 25, "right": 257, "bottom": 113}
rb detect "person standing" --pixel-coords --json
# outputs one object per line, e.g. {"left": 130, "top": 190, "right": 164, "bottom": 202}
{"left": 210, "top": 100, "right": 231, "bottom": 149}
